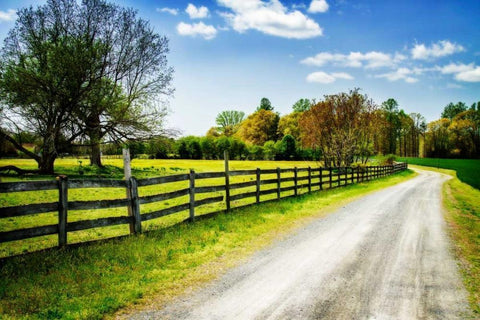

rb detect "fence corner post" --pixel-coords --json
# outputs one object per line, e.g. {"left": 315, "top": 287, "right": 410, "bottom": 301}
{"left": 57, "top": 175, "right": 68, "bottom": 247}
{"left": 128, "top": 177, "right": 142, "bottom": 234}
{"left": 189, "top": 169, "right": 195, "bottom": 222}
{"left": 319, "top": 167, "right": 323, "bottom": 190}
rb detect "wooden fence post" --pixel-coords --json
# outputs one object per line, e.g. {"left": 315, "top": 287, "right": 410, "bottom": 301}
{"left": 319, "top": 167, "right": 323, "bottom": 190}
{"left": 224, "top": 150, "right": 231, "bottom": 212}
{"left": 123, "top": 148, "right": 136, "bottom": 233}
{"left": 294, "top": 167, "right": 298, "bottom": 196}
{"left": 329, "top": 167, "right": 333, "bottom": 189}
{"left": 276, "top": 167, "right": 281, "bottom": 199}
{"left": 128, "top": 177, "right": 142, "bottom": 234}
{"left": 344, "top": 167, "right": 348, "bottom": 186}
{"left": 189, "top": 169, "right": 195, "bottom": 221}
{"left": 57, "top": 175, "right": 68, "bottom": 247}
{"left": 256, "top": 168, "right": 261, "bottom": 204}
{"left": 308, "top": 166, "right": 312, "bottom": 192}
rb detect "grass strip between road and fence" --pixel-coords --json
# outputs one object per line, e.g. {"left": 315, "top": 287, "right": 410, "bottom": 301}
{"left": 409, "top": 165, "right": 480, "bottom": 316}
{"left": 0, "top": 169, "right": 415, "bottom": 320}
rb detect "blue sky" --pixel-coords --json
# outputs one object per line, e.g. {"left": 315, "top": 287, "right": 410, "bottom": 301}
{"left": 0, "top": 0, "right": 479, "bottom": 136}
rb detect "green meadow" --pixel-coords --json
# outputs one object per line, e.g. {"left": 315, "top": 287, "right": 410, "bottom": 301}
{"left": 397, "top": 157, "right": 480, "bottom": 190}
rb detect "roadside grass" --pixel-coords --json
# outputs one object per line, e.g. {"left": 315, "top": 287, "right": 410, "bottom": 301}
{"left": 410, "top": 165, "right": 480, "bottom": 316}
{"left": 397, "top": 157, "right": 480, "bottom": 190}
{"left": 0, "top": 170, "right": 415, "bottom": 320}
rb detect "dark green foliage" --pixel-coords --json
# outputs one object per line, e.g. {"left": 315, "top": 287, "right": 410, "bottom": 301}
{"left": 442, "top": 102, "right": 468, "bottom": 120}
{"left": 277, "top": 134, "right": 296, "bottom": 160}
{"left": 257, "top": 97, "right": 274, "bottom": 111}
{"left": 292, "top": 98, "right": 312, "bottom": 113}
{"left": 176, "top": 136, "right": 203, "bottom": 159}
{"left": 398, "top": 157, "right": 480, "bottom": 190}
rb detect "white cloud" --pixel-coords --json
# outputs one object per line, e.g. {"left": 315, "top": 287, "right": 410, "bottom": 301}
{"left": 177, "top": 22, "right": 217, "bottom": 40}
{"left": 156, "top": 7, "right": 179, "bottom": 15}
{"left": 306, "top": 71, "right": 353, "bottom": 83}
{"left": 217, "top": 0, "right": 322, "bottom": 39}
{"left": 308, "top": 0, "right": 329, "bottom": 13}
{"left": 186, "top": 3, "right": 209, "bottom": 19}
{"left": 455, "top": 66, "right": 480, "bottom": 82}
{"left": 375, "top": 68, "right": 418, "bottom": 83}
{"left": 411, "top": 40, "right": 465, "bottom": 60}
{"left": 435, "top": 62, "right": 480, "bottom": 82}
{"left": 438, "top": 62, "right": 474, "bottom": 74}
{"left": 0, "top": 9, "right": 16, "bottom": 22}
{"left": 301, "top": 51, "right": 399, "bottom": 69}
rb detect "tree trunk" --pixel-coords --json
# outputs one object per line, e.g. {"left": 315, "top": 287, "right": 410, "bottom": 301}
{"left": 86, "top": 113, "right": 103, "bottom": 167}
{"left": 38, "top": 136, "right": 57, "bottom": 174}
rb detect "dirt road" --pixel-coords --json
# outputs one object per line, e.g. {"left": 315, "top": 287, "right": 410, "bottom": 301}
{"left": 128, "top": 169, "right": 471, "bottom": 319}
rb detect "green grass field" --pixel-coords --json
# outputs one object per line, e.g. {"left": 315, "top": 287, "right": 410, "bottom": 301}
{"left": 397, "top": 157, "right": 480, "bottom": 190}
{"left": 1, "top": 158, "right": 327, "bottom": 257}
{"left": 0, "top": 169, "right": 415, "bottom": 320}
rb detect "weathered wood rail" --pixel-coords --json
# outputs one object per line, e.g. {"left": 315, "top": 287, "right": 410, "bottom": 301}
{"left": 0, "top": 162, "right": 407, "bottom": 250}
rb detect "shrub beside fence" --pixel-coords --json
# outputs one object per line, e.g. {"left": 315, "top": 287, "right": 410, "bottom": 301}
{"left": 0, "top": 162, "right": 407, "bottom": 252}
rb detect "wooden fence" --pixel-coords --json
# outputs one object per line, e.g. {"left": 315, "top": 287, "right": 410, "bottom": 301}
{"left": 0, "top": 162, "right": 407, "bottom": 250}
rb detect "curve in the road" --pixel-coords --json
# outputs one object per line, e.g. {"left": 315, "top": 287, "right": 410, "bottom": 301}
{"left": 127, "top": 169, "right": 471, "bottom": 320}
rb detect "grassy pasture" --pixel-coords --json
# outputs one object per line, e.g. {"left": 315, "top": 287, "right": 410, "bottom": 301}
{"left": 397, "top": 157, "right": 480, "bottom": 190}
{"left": 0, "top": 169, "right": 415, "bottom": 320}
{"left": 1, "top": 158, "right": 323, "bottom": 257}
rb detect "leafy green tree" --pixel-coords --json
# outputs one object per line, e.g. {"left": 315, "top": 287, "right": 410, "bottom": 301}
{"left": 0, "top": 0, "right": 173, "bottom": 172}
{"left": 200, "top": 136, "right": 217, "bottom": 159}
{"left": 215, "top": 110, "right": 245, "bottom": 136}
{"left": 257, "top": 97, "right": 274, "bottom": 111}
{"left": 292, "top": 98, "right": 312, "bottom": 113}
{"left": 277, "top": 134, "right": 296, "bottom": 160}
{"left": 236, "top": 109, "right": 279, "bottom": 145}
{"left": 381, "top": 98, "right": 401, "bottom": 154}
{"left": 263, "top": 140, "right": 277, "bottom": 160}
{"left": 278, "top": 112, "right": 302, "bottom": 140}
{"left": 441, "top": 102, "right": 467, "bottom": 120}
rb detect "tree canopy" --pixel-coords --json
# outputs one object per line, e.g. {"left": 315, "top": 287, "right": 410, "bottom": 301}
{"left": 0, "top": 0, "right": 173, "bottom": 172}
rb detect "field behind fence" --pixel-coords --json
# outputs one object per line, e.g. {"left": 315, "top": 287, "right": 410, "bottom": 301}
{"left": 0, "top": 162, "right": 407, "bottom": 257}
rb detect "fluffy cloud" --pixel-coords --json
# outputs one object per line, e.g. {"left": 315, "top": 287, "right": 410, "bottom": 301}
{"left": 217, "top": 0, "right": 322, "bottom": 39}
{"left": 438, "top": 63, "right": 480, "bottom": 82}
{"left": 177, "top": 22, "right": 217, "bottom": 40}
{"left": 306, "top": 71, "right": 353, "bottom": 83}
{"left": 308, "top": 0, "right": 329, "bottom": 13}
{"left": 0, "top": 9, "right": 16, "bottom": 22}
{"left": 301, "top": 51, "right": 403, "bottom": 69}
{"left": 156, "top": 7, "right": 178, "bottom": 15}
{"left": 375, "top": 68, "right": 418, "bottom": 83}
{"left": 186, "top": 3, "right": 209, "bottom": 19}
{"left": 411, "top": 40, "right": 465, "bottom": 60}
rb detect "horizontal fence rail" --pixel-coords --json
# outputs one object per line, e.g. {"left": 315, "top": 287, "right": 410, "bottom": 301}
{"left": 0, "top": 162, "right": 407, "bottom": 253}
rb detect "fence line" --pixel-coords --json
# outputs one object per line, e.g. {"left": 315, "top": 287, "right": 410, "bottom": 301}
{"left": 0, "top": 162, "right": 407, "bottom": 251}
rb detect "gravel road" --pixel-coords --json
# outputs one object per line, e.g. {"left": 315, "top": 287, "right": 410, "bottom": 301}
{"left": 127, "top": 169, "right": 471, "bottom": 319}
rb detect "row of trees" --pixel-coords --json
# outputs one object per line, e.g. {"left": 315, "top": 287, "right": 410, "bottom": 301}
{"left": 0, "top": 0, "right": 173, "bottom": 173}
{"left": 426, "top": 102, "right": 480, "bottom": 158}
